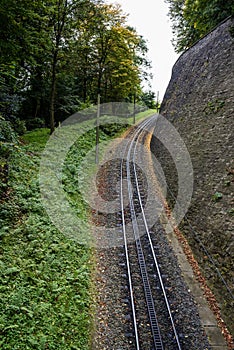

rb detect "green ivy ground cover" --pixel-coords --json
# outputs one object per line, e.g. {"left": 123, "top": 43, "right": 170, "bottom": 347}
{"left": 0, "top": 127, "right": 95, "bottom": 350}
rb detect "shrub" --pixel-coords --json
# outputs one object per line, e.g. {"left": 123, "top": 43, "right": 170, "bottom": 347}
{"left": 25, "top": 118, "right": 45, "bottom": 130}
{"left": 13, "top": 118, "right": 27, "bottom": 135}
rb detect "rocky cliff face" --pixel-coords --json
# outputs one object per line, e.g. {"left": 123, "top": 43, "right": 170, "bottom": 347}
{"left": 151, "top": 16, "right": 234, "bottom": 334}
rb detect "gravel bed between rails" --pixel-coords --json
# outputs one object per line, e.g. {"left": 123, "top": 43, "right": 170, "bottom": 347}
{"left": 91, "top": 126, "right": 214, "bottom": 350}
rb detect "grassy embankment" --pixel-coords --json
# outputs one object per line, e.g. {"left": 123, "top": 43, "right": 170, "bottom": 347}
{"left": 0, "top": 109, "right": 155, "bottom": 349}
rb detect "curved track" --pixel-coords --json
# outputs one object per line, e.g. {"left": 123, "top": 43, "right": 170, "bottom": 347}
{"left": 120, "top": 115, "right": 182, "bottom": 350}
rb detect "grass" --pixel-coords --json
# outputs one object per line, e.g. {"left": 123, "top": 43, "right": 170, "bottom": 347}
{"left": 22, "top": 128, "right": 51, "bottom": 150}
{"left": 0, "top": 109, "right": 155, "bottom": 349}
{"left": 135, "top": 108, "right": 157, "bottom": 122}
{"left": 0, "top": 128, "right": 92, "bottom": 350}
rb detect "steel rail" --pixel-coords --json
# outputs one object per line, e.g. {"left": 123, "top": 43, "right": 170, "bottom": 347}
{"left": 132, "top": 117, "right": 182, "bottom": 350}
{"left": 120, "top": 140, "right": 141, "bottom": 350}
{"left": 121, "top": 115, "right": 165, "bottom": 349}
{"left": 126, "top": 117, "right": 164, "bottom": 349}
{"left": 119, "top": 116, "right": 155, "bottom": 349}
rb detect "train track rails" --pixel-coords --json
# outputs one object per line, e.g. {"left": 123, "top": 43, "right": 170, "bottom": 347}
{"left": 92, "top": 114, "right": 212, "bottom": 350}
{"left": 120, "top": 115, "right": 182, "bottom": 350}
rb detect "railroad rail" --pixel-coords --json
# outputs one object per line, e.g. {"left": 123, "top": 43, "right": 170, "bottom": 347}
{"left": 120, "top": 115, "right": 182, "bottom": 349}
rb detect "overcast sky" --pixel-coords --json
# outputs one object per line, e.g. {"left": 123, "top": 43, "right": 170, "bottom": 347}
{"left": 107, "top": 0, "right": 179, "bottom": 101}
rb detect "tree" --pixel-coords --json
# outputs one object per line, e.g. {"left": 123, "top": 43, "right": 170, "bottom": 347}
{"left": 73, "top": 3, "right": 152, "bottom": 103}
{"left": 0, "top": 0, "right": 45, "bottom": 121}
{"left": 165, "top": 0, "right": 234, "bottom": 52}
{"left": 139, "top": 91, "right": 157, "bottom": 109}
{"left": 44, "top": 0, "right": 94, "bottom": 133}
{"left": 0, "top": 0, "right": 153, "bottom": 132}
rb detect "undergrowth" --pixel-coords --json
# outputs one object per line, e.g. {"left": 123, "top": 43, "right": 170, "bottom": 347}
{"left": 0, "top": 127, "right": 93, "bottom": 349}
{"left": 0, "top": 109, "right": 155, "bottom": 349}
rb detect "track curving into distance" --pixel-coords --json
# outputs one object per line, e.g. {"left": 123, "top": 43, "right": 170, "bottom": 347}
{"left": 120, "top": 115, "right": 182, "bottom": 350}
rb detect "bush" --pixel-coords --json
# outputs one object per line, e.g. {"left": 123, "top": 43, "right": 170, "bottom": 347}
{"left": 0, "top": 116, "right": 18, "bottom": 198}
{"left": 0, "top": 116, "right": 17, "bottom": 143}
{"left": 13, "top": 118, "right": 27, "bottom": 135}
{"left": 25, "top": 118, "right": 45, "bottom": 131}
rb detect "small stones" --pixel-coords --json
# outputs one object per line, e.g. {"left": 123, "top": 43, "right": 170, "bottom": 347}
{"left": 92, "top": 123, "right": 214, "bottom": 350}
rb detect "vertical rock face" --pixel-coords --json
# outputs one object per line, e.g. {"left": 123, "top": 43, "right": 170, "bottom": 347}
{"left": 152, "top": 16, "right": 234, "bottom": 334}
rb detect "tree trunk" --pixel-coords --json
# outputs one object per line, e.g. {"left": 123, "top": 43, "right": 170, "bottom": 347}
{"left": 97, "top": 66, "right": 102, "bottom": 96}
{"left": 50, "top": 52, "right": 57, "bottom": 134}
{"left": 34, "top": 97, "right": 40, "bottom": 119}
{"left": 83, "top": 53, "right": 88, "bottom": 102}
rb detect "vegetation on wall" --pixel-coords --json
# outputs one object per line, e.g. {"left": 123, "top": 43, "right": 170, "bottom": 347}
{"left": 165, "top": 0, "right": 234, "bottom": 52}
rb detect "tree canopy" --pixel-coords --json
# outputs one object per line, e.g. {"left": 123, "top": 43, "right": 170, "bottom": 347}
{"left": 0, "top": 0, "right": 153, "bottom": 133}
{"left": 165, "top": 0, "right": 234, "bottom": 52}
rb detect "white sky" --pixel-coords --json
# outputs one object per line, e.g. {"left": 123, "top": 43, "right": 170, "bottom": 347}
{"left": 107, "top": 0, "right": 179, "bottom": 101}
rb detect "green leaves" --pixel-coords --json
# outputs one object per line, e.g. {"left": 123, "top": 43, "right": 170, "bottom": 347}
{"left": 166, "top": 0, "right": 234, "bottom": 52}
{"left": 1, "top": 1, "right": 152, "bottom": 128}
{"left": 212, "top": 191, "right": 223, "bottom": 201}
{"left": 0, "top": 128, "right": 93, "bottom": 349}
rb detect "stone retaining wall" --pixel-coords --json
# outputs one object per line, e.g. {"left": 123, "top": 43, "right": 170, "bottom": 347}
{"left": 151, "top": 16, "right": 234, "bottom": 335}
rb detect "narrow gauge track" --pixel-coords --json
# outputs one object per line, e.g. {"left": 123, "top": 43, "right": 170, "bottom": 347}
{"left": 120, "top": 115, "right": 182, "bottom": 350}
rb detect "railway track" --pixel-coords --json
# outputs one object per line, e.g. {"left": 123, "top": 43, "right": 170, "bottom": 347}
{"left": 93, "top": 114, "right": 212, "bottom": 350}
{"left": 120, "top": 115, "right": 182, "bottom": 349}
